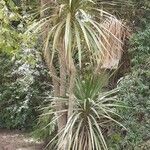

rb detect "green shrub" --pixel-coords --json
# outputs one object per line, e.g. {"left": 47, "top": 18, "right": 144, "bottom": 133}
{"left": 130, "top": 25, "right": 150, "bottom": 69}
{"left": 108, "top": 25, "right": 150, "bottom": 150}
{"left": 0, "top": 51, "right": 51, "bottom": 130}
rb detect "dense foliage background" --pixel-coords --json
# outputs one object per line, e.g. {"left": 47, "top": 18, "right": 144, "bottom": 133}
{"left": 108, "top": 25, "right": 150, "bottom": 150}
{"left": 0, "top": 0, "right": 149, "bottom": 149}
{"left": 0, "top": 0, "right": 51, "bottom": 129}
{"left": 0, "top": 50, "right": 51, "bottom": 129}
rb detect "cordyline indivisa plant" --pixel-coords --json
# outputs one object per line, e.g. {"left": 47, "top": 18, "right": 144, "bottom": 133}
{"left": 27, "top": 0, "right": 126, "bottom": 149}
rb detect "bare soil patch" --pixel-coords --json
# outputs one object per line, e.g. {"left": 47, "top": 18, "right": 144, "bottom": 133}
{"left": 0, "top": 129, "right": 44, "bottom": 150}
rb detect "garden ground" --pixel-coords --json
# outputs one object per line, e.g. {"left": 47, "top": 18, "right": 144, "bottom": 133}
{"left": 0, "top": 129, "right": 44, "bottom": 150}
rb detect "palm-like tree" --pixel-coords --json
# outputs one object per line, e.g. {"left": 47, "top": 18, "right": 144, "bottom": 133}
{"left": 28, "top": 0, "right": 123, "bottom": 142}
{"left": 40, "top": 73, "right": 125, "bottom": 150}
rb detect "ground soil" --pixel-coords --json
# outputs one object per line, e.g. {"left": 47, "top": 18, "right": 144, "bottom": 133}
{"left": 0, "top": 129, "right": 44, "bottom": 150}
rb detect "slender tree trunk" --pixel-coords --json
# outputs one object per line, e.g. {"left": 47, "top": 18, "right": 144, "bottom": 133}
{"left": 40, "top": 0, "right": 67, "bottom": 132}
{"left": 68, "top": 58, "right": 76, "bottom": 118}
{"left": 40, "top": 0, "right": 59, "bottom": 97}
{"left": 57, "top": 41, "right": 68, "bottom": 129}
